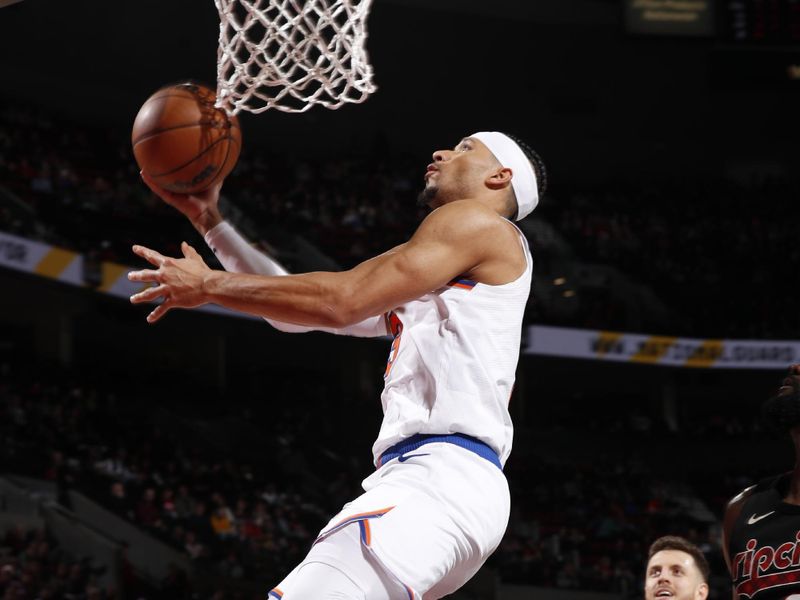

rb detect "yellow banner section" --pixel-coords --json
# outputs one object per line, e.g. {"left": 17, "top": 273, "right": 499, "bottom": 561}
{"left": 593, "top": 331, "right": 624, "bottom": 357}
{"left": 34, "top": 247, "right": 79, "bottom": 279}
{"left": 684, "top": 339, "right": 725, "bottom": 368}
{"left": 527, "top": 325, "right": 799, "bottom": 370}
{"left": 99, "top": 263, "right": 130, "bottom": 293}
{"left": 629, "top": 336, "right": 677, "bottom": 364}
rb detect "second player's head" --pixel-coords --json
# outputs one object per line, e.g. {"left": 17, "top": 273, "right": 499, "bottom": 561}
{"left": 644, "top": 536, "right": 710, "bottom": 600}
{"left": 762, "top": 364, "right": 800, "bottom": 436}
{"left": 419, "top": 132, "right": 547, "bottom": 221}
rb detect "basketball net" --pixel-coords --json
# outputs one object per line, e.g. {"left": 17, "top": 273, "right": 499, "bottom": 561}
{"left": 214, "top": 0, "right": 377, "bottom": 115}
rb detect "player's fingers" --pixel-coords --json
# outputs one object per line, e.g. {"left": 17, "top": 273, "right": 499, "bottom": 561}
{"left": 207, "top": 179, "right": 224, "bottom": 198}
{"left": 132, "top": 244, "right": 166, "bottom": 267}
{"left": 147, "top": 302, "right": 172, "bottom": 324}
{"left": 140, "top": 171, "right": 167, "bottom": 196}
{"left": 181, "top": 241, "right": 200, "bottom": 259}
{"left": 790, "top": 364, "right": 800, "bottom": 374}
{"left": 130, "top": 284, "right": 167, "bottom": 304}
{"left": 127, "top": 268, "right": 161, "bottom": 283}
{"left": 140, "top": 171, "right": 181, "bottom": 203}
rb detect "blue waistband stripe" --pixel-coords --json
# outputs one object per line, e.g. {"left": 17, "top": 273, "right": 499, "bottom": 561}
{"left": 378, "top": 433, "right": 502, "bottom": 470}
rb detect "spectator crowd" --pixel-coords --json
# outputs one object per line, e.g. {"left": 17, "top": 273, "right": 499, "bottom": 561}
{"left": 1, "top": 97, "right": 795, "bottom": 600}
{"left": 2, "top": 100, "right": 800, "bottom": 338}
{"left": 0, "top": 357, "right": 768, "bottom": 598}
{"left": 0, "top": 526, "right": 113, "bottom": 600}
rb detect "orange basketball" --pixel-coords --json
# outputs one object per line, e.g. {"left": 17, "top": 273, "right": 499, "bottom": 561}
{"left": 131, "top": 82, "right": 241, "bottom": 194}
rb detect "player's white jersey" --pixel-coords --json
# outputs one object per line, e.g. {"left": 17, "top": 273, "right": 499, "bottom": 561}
{"left": 373, "top": 223, "right": 532, "bottom": 467}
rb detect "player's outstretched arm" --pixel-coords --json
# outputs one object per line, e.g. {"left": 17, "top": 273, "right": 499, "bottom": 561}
{"left": 128, "top": 200, "right": 516, "bottom": 326}
{"left": 140, "top": 170, "right": 287, "bottom": 273}
{"left": 140, "top": 172, "right": 387, "bottom": 337}
{"left": 204, "top": 221, "right": 387, "bottom": 337}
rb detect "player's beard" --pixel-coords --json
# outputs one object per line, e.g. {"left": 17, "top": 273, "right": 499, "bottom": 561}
{"left": 762, "top": 391, "right": 800, "bottom": 432}
{"left": 417, "top": 185, "right": 438, "bottom": 208}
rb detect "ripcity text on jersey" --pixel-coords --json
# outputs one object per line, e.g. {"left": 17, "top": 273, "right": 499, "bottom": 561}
{"left": 729, "top": 473, "right": 800, "bottom": 600}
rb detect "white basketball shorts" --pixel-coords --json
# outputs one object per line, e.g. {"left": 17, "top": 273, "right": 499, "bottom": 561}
{"left": 269, "top": 435, "right": 510, "bottom": 599}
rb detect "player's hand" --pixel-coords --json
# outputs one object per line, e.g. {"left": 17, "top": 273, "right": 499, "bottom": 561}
{"left": 128, "top": 242, "right": 212, "bottom": 324}
{"left": 140, "top": 171, "right": 224, "bottom": 236}
{"left": 777, "top": 364, "right": 800, "bottom": 397}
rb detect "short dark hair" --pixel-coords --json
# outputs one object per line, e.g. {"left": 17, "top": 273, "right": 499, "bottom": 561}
{"left": 647, "top": 536, "right": 710, "bottom": 583}
{"left": 499, "top": 131, "right": 548, "bottom": 201}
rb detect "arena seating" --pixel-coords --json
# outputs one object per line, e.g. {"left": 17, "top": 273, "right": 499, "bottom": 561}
{"left": 3, "top": 99, "right": 799, "bottom": 338}
{"left": 0, "top": 356, "right": 764, "bottom": 598}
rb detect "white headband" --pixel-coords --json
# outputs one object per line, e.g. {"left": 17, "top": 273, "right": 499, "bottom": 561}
{"left": 471, "top": 131, "right": 539, "bottom": 221}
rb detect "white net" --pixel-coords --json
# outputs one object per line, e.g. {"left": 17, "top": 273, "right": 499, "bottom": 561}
{"left": 214, "top": 0, "right": 376, "bottom": 115}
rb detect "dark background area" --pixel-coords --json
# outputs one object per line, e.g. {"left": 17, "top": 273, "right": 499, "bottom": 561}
{"left": 0, "top": 0, "right": 797, "bottom": 183}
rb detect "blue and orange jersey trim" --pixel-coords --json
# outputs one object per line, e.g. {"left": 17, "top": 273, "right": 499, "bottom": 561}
{"left": 358, "top": 519, "right": 372, "bottom": 545}
{"left": 307, "top": 506, "right": 419, "bottom": 600}
{"left": 447, "top": 276, "right": 476, "bottom": 290}
{"left": 267, "top": 588, "right": 283, "bottom": 599}
{"left": 314, "top": 506, "right": 395, "bottom": 547}
{"left": 330, "top": 506, "right": 394, "bottom": 533}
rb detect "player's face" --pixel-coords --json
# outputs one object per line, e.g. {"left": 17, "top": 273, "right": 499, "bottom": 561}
{"left": 644, "top": 551, "right": 708, "bottom": 600}
{"left": 418, "top": 137, "right": 500, "bottom": 209}
{"left": 762, "top": 364, "right": 800, "bottom": 433}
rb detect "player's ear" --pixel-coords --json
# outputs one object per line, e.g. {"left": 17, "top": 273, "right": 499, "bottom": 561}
{"left": 696, "top": 582, "right": 709, "bottom": 600}
{"left": 485, "top": 167, "right": 512, "bottom": 191}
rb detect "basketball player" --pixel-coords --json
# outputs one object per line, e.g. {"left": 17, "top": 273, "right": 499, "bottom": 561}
{"left": 644, "top": 536, "right": 710, "bottom": 600}
{"left": 128, "top": 132, "right": 546, "bottom": 599}
{"left": 723, "top": 364, "right": 800, "bottom": 600}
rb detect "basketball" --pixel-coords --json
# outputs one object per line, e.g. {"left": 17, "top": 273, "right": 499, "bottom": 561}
{"left": 131, "top": 82, "right": 241, "bottom": 194}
